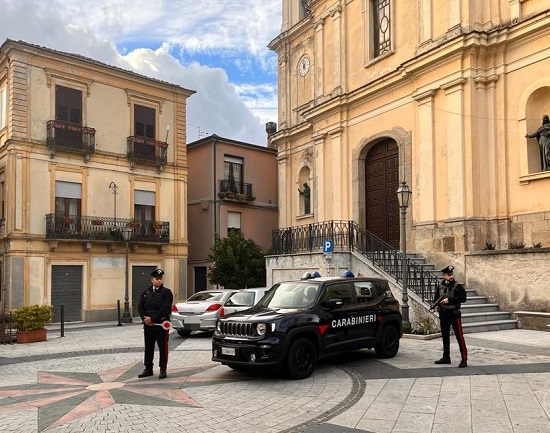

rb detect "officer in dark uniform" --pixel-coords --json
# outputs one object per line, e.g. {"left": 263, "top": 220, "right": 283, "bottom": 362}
{"left": 137, "top": 269, "right": 173, "bottom": 379}
{"left": 433, "top": 265, "right": 468, "bottom": 368}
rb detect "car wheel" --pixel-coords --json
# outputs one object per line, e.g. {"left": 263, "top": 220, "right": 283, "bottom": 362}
{"left": 285, "top": 337, "right": 317, "bottom": 380}
{"left": 177, "top": 329, "right": 192, "bottom": 337}
{"left": 375, "top": 326, "right": 399, "bottom": 358}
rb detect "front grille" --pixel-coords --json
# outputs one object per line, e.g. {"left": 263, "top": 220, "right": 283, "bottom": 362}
{"left": 220, "top": 321, "right": 254, "bottom": 337}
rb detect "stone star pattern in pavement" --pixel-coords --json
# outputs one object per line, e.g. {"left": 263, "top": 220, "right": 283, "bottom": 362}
{"left": 0, "top": 362, "right": 240, "bottom": 432}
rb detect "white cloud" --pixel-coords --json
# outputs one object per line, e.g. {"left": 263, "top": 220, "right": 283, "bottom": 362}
{"left": 0, "top": 0, "right": 280, "bottom": 145}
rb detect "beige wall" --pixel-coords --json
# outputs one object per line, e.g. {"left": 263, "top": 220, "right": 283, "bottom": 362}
{"left": 0, "top": 40, "right": 193, "bottom": 318}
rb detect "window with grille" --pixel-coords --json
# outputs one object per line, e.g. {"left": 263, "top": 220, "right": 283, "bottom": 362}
{"left": 372, "top": 0, "right": 391, "bottom": 58}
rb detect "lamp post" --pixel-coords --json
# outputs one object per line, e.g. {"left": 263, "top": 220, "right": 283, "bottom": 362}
{"left": 109, "top": 182, "right": 118, "bottom": 226}
{"left": 396, "top": 180, "right": 412, "bottom": 328}
{"left": 120, "top": 226, "right": 133, "bottom": 323}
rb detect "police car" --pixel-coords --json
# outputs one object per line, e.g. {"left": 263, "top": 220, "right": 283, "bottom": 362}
{"left": 212, "top": 272, "right": 403, "bottom": 379}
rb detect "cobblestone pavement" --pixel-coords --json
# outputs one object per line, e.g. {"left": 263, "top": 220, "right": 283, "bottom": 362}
{"left": 0, "top": 323, "right": 549, "bottom": 433}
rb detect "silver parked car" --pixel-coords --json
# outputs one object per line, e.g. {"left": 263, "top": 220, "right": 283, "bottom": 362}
{"left": 222, "top": 287, "right": 269, "bottom": 315}
{"left": 171, "top": 290, "right": 236, "bottom": 337}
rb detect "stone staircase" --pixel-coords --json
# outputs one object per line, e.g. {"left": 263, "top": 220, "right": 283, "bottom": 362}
{"left": 460, "top": 288, "right": 517, "bottom": 333}
{"left": 409, "top": 255, "right": 517, "bottom": 334}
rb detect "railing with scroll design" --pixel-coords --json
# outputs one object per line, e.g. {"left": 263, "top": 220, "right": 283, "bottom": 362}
{"left": 46, "top": 120, "right": 96, "bottom": 153}
{"left": 45, "top": 214, "right": 169, "bottom": 244}
{"left": 271, "top": 220, "right": 439, "bottom": 303}
{"left": 127, "top": 136, "right": 168, "bottom": 165}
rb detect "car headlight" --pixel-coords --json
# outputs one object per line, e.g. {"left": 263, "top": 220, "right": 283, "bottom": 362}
{"left": 256, "top": 323, "right": 267, "bottom": 336}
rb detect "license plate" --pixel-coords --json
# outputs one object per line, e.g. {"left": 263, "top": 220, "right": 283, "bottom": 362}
{"left": 221, "top": 347, "right": 235, "bottom": 356}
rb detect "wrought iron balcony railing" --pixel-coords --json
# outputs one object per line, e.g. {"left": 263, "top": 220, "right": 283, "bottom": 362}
{"left": 46, "top": 120, "right": 96, "bottom": 155}
{"left": 127, "top": 136, "right": 168, "bottom": 166}
{"left": 218, "top": 179, "right": 255, "bottom": 201}
{"left": 271, "top": 220, "right": 440, "bottom": 304}
{"left": 45, "top": 214, "right": 169, "bottom": 244}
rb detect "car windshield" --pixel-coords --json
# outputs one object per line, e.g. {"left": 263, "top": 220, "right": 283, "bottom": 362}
{"left": 225, "top": 292, "right": 256, "bottom": 307}
{"left": 187, "top": 291, "right": 225, "bottom": 302}
{"left": 257, "top": 282, "right": 320, "bottom": 309}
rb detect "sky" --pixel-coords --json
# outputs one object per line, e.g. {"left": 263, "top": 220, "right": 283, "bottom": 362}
{"left": 0, "top": 0, "right": 281, "bottom": 145}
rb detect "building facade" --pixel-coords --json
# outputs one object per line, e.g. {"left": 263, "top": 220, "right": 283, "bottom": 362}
{"left": 0, "top": 40, "right": 194, "bottom": 321}
{"left": 187, "top": 135, "right": 278, "bottom": 293}
{"left": 268, "top": 1, "right": 550, "bottom": 312}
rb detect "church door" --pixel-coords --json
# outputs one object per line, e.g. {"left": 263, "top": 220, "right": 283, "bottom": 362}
{"left": 365, "top": 139, "right": 400, "bottom": 248}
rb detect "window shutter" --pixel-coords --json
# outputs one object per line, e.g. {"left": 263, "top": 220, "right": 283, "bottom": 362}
{"left": 134, "top": 105, "right": 156, "bottom": 138}
{"left": 227, "top": 211, "right": 241, "bottom": 229}
{"left": 55, "top": 86, "right": 82, "bottom": 124}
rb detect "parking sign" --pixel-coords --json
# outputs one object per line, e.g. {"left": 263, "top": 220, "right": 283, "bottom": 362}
{"left": 323, "top": 239, "right": 333, "bottom": 253}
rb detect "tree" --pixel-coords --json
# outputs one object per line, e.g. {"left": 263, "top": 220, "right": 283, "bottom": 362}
{"left": 208, "top": 231, "right": 266, "bottom": 289}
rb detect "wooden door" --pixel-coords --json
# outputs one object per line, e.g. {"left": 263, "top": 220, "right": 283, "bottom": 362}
{"left": 365, "top": 140, "right": 400, "bottom": 248}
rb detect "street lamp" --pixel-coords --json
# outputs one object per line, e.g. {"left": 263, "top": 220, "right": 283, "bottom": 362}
{"left": 396, "top": 180, "right": 412, "bottom": 328}
{"left": 120, "top": 226, "right": 133, "bottom": 323}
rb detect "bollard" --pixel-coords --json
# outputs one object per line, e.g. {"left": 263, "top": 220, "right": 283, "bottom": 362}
{"left": 117, "top": 299, "right": 122, "bottom": 326}
{"left": 60, "top": 304, "right": 65, "bottom": 338}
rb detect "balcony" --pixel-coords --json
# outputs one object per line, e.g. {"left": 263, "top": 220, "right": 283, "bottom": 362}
{"left": 45, "top": 214, "right": 169, "bottom": 244}
{"left": 127, "top": 136, "right": 168, "bottom": 170}
{"left": 46, "top": 120, "right": 96, "bottom": 160}
{"left": 218, "top": 179, "right": 255, "bottom": 202}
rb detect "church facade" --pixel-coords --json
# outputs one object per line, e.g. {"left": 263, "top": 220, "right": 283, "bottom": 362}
{"left": 267, "top": 1, "right": 550, "bottom": 312}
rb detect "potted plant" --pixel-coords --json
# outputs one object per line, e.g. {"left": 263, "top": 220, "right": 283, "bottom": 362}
{"left": 91, "top": 219, "right": 103, "bottom": 226}
{"left": 12, "top": 304, "right": 53, "bottom": 343}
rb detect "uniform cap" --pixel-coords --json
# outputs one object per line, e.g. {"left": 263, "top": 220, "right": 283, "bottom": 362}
{"left": 151, "top": 269, "right": 165, "bottom": 278}
{"left": 441, "top": 265, "right": 454, "bottom": 275}
{"left": 341, "top": 270, "right": 355, "bottom": 278}
{"left": 311, "top": 271, "right": 321, "bottom": 278}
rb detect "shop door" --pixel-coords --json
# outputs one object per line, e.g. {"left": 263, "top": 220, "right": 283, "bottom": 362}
{"left": 51, "top": 265, "right": 83, "bottom": 322}
{"left": 132, "top": 266, "right": 158, "bottom": 317}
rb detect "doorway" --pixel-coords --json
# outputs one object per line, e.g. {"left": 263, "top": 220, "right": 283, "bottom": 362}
{"left": 365, "top": 139, "right": 400, "bottom": 248}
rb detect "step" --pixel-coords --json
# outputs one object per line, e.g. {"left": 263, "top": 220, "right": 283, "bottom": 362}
{"left": 461, "top": 319, "right": 518, "bottom": 333}
{"left": 461, "top": 311, "right": 513, "bottom": 323}
{"left": 461, "top": 303, "right": 500, "bottom": 313}
{"left": 463, "top": 295, "right": 489, "bottom": 305}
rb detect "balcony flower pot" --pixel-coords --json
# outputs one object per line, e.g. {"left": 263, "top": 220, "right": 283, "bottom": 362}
{"left": 12, "top": 304, "right": 53, "bottom": 344}
{"left": 235, "top": 193, "right": 246, "bottom": 201}
{"left": 225, "top": 192, "right": 235, "bottom": 198}
{"left": 91, "top": 220, "right": 103, "bottom": 226}
{"left": 153, "top": 223, "right": 163, "bottom": 230}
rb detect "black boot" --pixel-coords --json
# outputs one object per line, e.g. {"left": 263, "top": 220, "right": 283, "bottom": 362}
{"left": 434, "top": 358, "right": 451, "bottom": 365}
{"left": 138, "top": 368, "right": 153, "bottom": 378}
{"left": 159, "top": 369, "right": 167, "bottom": 379}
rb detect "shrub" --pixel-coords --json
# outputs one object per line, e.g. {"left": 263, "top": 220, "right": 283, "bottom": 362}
{"left": 509, "top": 242, "right": 526, "bottom": 249}
{"left": 12, "top": 305, "right": 53, "bottom": 331}
{"left": 411, "top": 314, "right": 438, "bottom": 335}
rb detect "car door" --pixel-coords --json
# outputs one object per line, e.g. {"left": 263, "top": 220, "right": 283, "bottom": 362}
{"left": 352, "top": 281, "right": 383, "bottom": 341}
{"left": 320, "top": 282, "right": 360, "bottom": 352}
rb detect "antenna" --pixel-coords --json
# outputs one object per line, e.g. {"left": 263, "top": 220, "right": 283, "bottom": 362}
{"left": 188, "top": 124, "right": 209, "bottom": 140}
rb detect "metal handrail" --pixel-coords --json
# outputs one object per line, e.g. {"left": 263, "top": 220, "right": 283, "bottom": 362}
{"left": 271, "top": 220, "right": 439, "bottom": 303}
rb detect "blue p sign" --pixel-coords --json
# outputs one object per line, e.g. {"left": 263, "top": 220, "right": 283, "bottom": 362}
{"left": 323, "top": 239, "right": 333, "bottom": 253}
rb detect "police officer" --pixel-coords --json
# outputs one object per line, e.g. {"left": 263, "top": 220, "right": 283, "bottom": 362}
{"left": 137, "top": 269, "right": 173, "bottom": 379}
{"left": 433, "top": 265, "right": 468, "bottom": 368}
